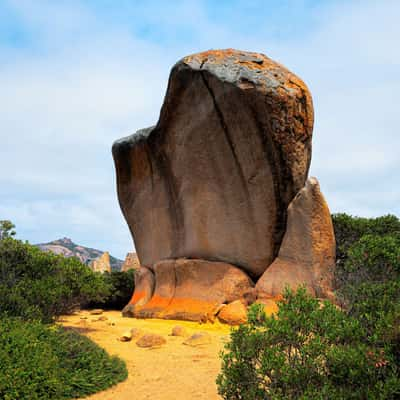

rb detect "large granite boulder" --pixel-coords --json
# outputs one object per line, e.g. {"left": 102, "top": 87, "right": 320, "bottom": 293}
{"left": 113, "top": 49, "right": 334, "bottom": 320}
{"left": 113, "top": 49, "right": 313, "bottom": 277}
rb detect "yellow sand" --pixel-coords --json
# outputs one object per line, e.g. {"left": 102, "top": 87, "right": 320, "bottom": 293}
{"left": 59, "top": 310, "right": 232, "bottom": 400}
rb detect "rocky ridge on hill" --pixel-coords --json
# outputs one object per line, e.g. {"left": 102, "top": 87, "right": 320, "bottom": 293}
{"left": 36, "top": 237, "right": 123, "bottom": 270}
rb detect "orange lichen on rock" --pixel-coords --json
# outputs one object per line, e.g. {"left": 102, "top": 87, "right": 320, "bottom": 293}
{"left": 162, "top": 298, "right": 222, "bottom": 322}
{"left": 129, "top": 290, "right": 147, "bottom": 305}
{"left": 182, "top": 48, "right": 314, "bottom": 143}
{"left": 135, "top": 296, "right": 221, "bottom": 322}
{"left": 134, "top": 295, "right": 174, "bottom": 318}
{"left": 122, "top": 266, "right": 155, "bottom": 317}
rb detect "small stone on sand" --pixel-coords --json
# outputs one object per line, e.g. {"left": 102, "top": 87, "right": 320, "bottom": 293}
{"left": 171, "top": 325, "right": 187, "bottom": 337}
{"left": 183, "top": 332, "right": 212, "bottom": 347}
{"left": 136, "top": 334, "right": 166, "bottom": 348}
{"left": 89, "top": 309, "right": 104, "bottom": 315}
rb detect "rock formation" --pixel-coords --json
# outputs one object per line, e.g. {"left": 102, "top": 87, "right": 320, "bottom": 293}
{"left": 121, "top": 252, "right": 140, "bottom": 272}
{"left": 89, "top": 252, "right": 111, "bottom": 274}
{"left": 255, "top": 177, "right": 335, "bottom": 299}
{"left": 113, "top": 49, "right": 335, "bottom": 322}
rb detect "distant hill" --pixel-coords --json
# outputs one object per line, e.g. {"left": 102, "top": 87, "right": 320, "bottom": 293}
{"left": 36, "top": 237, "right": 123, "bottom": 270}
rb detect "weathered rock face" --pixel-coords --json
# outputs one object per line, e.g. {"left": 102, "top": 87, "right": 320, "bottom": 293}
{"left": 255, "top": 178, "right": 336, "bottom": 299}
{"left": 89, "top": 252, "right": 111, "bottom": 273}
{"left": 113, "top": 48, "right": 335, "bottom": 321}
{"left": 113, "top": 49, "right": 313, "bottom": 277}
{"left": 121, "top": 252, "right": 140, "bottom": 272}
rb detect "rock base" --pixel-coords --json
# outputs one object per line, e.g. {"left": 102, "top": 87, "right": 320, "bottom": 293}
{"left": 127, "top": 258, "right": 254, "bottom": 322}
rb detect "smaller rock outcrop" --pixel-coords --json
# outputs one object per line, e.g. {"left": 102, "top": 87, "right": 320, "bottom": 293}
{"left": 121, "top": 252, "right": 141, "bottom": 272}
{"left": 217, "top": 300, "right": 247, "bottom": 325}
{"left": 89, "top": 252, "right": 111, "bottom": 273}
{"left": 256, "top": 178, "right": 336, "bottom": 299}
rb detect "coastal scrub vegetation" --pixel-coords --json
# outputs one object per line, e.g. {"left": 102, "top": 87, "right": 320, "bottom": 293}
{"left": 0, "top": 318, "right": 127, "bottom": 400}
{"left": 0, "top": 237, "right": 112, "bottom": 322}
{"left": 0, "top": 231, "right": 129, "bottom": 399}
{"left": 218, "top": 213, "right": 400, "bottom": 399}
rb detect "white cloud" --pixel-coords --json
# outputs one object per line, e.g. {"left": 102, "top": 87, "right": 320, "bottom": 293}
{"left": 0, "top": 0, "right": 399, "bottom": 258}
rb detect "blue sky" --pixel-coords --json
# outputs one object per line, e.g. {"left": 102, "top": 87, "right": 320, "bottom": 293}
{"left": 0, "top": 0, "right": 399, "bottom": 259}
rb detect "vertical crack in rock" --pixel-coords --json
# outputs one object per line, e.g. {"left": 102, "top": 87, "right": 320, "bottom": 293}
{"left": 250, "top": 104, "right": 287, "bottom": 260}
{"left": 200, "top": 72, "right": 243, "bottom": 181}
{"left": 200, "top": 70, "right": 256, "bottom": 234}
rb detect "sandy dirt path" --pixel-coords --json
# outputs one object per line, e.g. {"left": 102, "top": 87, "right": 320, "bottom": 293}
{"left": 59, "top": 311, "right": 232, "bottom": 400}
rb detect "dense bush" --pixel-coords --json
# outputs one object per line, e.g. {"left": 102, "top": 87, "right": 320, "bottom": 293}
{"left": 332, "top": 213, "right": 400, "bottom": 265}
{"left": 336, "top": 232, "right": 400, "bottom": 306}
{"left": 218, "top": 213, "right": 400, "bottom": 399}
{"left": 0, "top": 233, "right": 128, "bottom": 399}
{"left": 0, "top": 238, "right": 112, "bottom": 322}
{"left": 90, "top": 269, "right": 135, "bottom": 309}
{"left": 217, "top": 289, "right": 400, "bottom": 400}
{"left": 0, "top": 317, "right": 127, "bottom": 400}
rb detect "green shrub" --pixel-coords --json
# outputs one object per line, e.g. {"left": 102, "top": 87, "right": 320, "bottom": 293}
{"left": 217, "top": 288, "right": 400, "bottom": 400}
{"left": 333, "top": 213, "right": 400, "bottom": 305}
{"left": 218, "top": 214, "right": 400, "bottom": 399}
{"left": 0, "top": 220, "right": 16, "bottom": 239}
{"left": 0, "top": 238, "right": 112, "bottom": 322}
{"left": 89, "top": 270, "right": 135, "bottom": 309}
{"left": 0, "top": 317, "right": 127, "bottom": 400}
{"left": 336, "top": 233, "right": 400, "bottom": 308}
{"left": 332, "top": 213, "right": 400, "bottom": 265}
{"left": 343, "top": 233, "right": 400, "bottom": 282}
